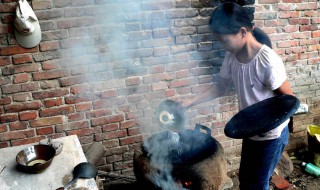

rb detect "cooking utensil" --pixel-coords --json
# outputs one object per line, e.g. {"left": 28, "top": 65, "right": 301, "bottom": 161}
{"left": 156, "top": 99, "right": 185, "bottom": 131}
{"left": 224, "top": 94, "right": 300, "bottom": 139}
{"left": 142, "top": 124, "right": 219, "bottom": 165}
{"left": 61, "top": 162, "right": 98, "bottom": 190}
{"left": 172, "top": 123, "right": 219, "bottom": 165}
{"left": 16, "top": 144, "right": 56, "bottom": 173}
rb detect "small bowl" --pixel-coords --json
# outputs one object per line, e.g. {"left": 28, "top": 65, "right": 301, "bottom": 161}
{"left": 16, "top": 144, "right": 56, "bottom": 173}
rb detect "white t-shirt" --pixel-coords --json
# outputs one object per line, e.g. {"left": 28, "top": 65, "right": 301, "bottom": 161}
{"left": 220, "top": 45, "right": 289, "bottom": 140}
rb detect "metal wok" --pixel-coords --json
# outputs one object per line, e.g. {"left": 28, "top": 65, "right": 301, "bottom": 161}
{"left": 142, "top": 123, "right": 219, "bottom": 165}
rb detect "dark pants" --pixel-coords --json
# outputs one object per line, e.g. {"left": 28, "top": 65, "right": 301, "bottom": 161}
{"left": 239, "top": 126, "right": 289, "bottom": 190}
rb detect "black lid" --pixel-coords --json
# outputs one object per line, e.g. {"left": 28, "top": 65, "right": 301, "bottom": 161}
{"left": 224, "top": 95, "right": 300, "bottom": 139}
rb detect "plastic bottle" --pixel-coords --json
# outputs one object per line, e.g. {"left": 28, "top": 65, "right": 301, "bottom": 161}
{"left": 302, "top": 162, "right": 320, "bottom": 177}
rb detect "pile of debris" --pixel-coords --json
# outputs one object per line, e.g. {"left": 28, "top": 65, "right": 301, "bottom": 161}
{"left": 269, "top": 147, "right": 320, "bottom": 190}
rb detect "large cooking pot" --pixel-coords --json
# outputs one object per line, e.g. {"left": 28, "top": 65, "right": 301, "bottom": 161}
{"left": 148, "top": 100, "right": 218, "bottom": 165}
{"left": 142, "top": 123, "right": 218, "bottom": 165}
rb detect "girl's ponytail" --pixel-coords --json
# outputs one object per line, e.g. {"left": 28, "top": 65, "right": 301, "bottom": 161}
{"left": 252, "top": 27, "right": 272, "bottom": 48}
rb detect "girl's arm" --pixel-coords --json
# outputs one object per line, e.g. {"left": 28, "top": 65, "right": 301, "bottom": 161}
{"left": 274, "top": 79, "right": 294, "bottom": 132}
{"left": 179, "top": 77, "right": 231, "bottom": 109}
{"left": 274, "top": 80, "right": 293, "bottom": 95}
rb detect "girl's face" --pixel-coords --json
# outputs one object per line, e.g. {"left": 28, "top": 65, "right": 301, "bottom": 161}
{"left": 215, "top": 31, "right": 246, "bottom": 53}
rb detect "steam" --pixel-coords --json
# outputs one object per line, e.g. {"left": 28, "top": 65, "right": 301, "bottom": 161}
{"left": 143, "top": 131, "right": 187, "bottom": 190}
{"left": 57, "top": 0, "right": 224, "bottom": 189}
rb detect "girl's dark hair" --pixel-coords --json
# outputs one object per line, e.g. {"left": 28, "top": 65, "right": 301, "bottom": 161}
{"left": 252, "top": 27, "right": 272, "bottom": 48}
{"left": 209, "top": 2, "right": 272, "bottom": 48}
{"left": 209, "top": 2, "right": 253, "bottom": 34}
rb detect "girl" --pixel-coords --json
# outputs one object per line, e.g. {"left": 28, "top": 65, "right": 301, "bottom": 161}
{"left": 179, "top": 2, "right": 293, "bottom": 190}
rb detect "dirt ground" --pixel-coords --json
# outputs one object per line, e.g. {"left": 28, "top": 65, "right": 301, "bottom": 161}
{"left": 100, "top": 164, "right": 320, "bottom": 190}
{"left": 100, "top": 149, "right": 320, "bottom": 190}
{"left": 228, "top": 166, "right": 320, "bottom": 190}
{"left": 101, "top": 166, "right": 320, "bottom": 190}
{"left": 228, "top": 148, "right": 320, "bottom": 190}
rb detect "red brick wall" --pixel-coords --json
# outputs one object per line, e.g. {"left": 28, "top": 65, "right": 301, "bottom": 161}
{"left": 254, "top": 0, "right": 320, "bottom": 156}
{"left": 0, "top": 0, "right": 319, "bottom": 174}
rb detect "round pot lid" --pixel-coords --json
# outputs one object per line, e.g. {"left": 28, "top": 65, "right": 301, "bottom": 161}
{"left": 224, "top": 94, "right": 300, "bottom": 139}
{"left": 156, "top": 100, "right": 185, "bottom": 131}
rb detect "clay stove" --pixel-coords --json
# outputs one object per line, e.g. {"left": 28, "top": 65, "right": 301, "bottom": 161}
{"left": 133, "top": 124, "right": 233, "bottom": 190}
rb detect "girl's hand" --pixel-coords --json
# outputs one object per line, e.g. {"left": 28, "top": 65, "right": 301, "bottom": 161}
{"left": 176, "top": 98, "right": 194, "bottom": 109}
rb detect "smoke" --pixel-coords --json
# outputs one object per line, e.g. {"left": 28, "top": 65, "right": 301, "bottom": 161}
{"left": 59, "top": 0, "right": 149, "bottom": 87}
{"left": 58, "top": 0, "right": 183, "bottom": 188}
{"left": 57, "top": 0, "right": 224, "bottom": 189}
{"left": 143, "top": 131, "right": 187, "bottom": 190}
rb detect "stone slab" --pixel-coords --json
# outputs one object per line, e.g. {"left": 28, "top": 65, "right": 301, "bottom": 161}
{"left": 0, "top": 135, "right": 98, "bottom": 190}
